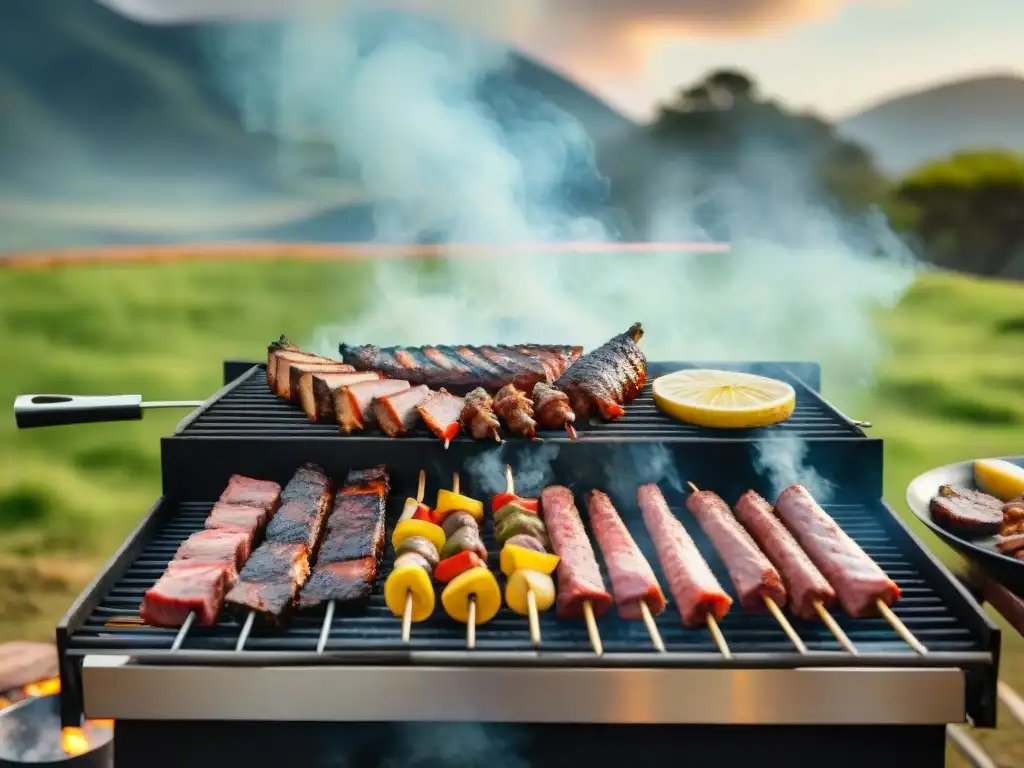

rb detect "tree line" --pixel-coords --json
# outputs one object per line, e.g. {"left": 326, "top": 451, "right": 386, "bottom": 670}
{"left": 602, "top": 69, "right": 1024, "bottom": 279}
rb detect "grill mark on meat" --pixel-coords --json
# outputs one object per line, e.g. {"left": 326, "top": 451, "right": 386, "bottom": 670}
{"left": 554, "top": 323, "right": 647, "bottom": 421}
{"left": 422, "top": 346, "right": 473, "bottom": 375}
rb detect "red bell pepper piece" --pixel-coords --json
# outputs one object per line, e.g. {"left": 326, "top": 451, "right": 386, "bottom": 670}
{"left": 491, "top": 493, "right": 539, "bottom": 514}
{"left": 412, "top": 503, "right": 436, "bottom": 523}
{"left": 434, "top": 551, "right": 485, "bottom": 583}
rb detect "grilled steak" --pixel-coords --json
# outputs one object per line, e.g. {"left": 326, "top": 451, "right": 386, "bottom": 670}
{"left": 205, "top": 503, "right": 269, "bottom": 536}
{"left": 174, "top": 529, "right": 251, "bottom": 570}
{"left": 219, "top": 475, "right": 282, "bottom": 512}
{"left": 264, "top": 464, "right": 334, "bottom": 550}
{"left": 300, "top": 371, "right": 381, "bottom": 423}
{"left": 461, "top": 387, "right": 502, "bottom": 441}
{"left": 373, "top": 385, "right": 431, "bottom": 437}
{"left": 281, "top": 361, "right": 354, "bottom": 402}
{"left": 494, "top": 383, "right": 536, "bottom": 438}
{"left": 224, "top": 542, "right": 311, "bottom": 624}
{"left": 339, "top": 343, "right": 583, "bottom": 391}
{"left": 141, "top": 562, "right": 236, "bottom": 628}
{"left": 334, "top": 379, "right": 411, "bottom": 433}
{"left": 930, "top": 485, "right": 1003, "bottom": 537}
{"left": 554, "top": 323, "right": 647, "bottom": 421}
{"left": 417, "top": 388, "right": 465, "bottom": 444}
{"left": 299, "top": 466, "right": 389, "bottom": 611}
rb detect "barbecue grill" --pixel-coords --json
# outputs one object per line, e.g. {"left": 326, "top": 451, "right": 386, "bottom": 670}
{"left": 47, "top": 360, "right": 999, "bottom": 768}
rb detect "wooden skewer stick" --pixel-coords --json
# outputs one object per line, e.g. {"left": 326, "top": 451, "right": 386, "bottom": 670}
{"left": 316, "top": 600, "right": 335, "bottom": 654}
{"left": 813, "top": 601, "right": 859, "bottom": 655}
{"left": 400, "top": 469, "right": 429, "bottom": 643}
{"left": 170, "top": 611, "right": 195, "bottom": 652}
{"left": 639, "top": 600, "right": 666, "bottom": 653}
{"left": 504, "top": 464, "right": 542, "bottom": 647}
{"left": 877, "top": 599, "right": 927, "bottom": 655}
{"left": 444, "top": 439, "right": 451, "bottom": 450}
{"left": 565, "top": 423, "right": 578, "bottom": 440}
{"left": 235, "top": 611, "right": 255, "bottom": 652}
{"left": 582, "top": 600, "right": 603, "bottom": 656}
{"left": 764, "top": 596, "right": 807, "bottom": 654}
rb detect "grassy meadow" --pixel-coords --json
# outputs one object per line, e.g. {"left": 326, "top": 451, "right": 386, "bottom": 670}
{"left": 0, "top": 257, "right": 1022, "bottom": 764}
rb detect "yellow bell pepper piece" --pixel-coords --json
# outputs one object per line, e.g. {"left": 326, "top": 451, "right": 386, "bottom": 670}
{"left": 392, "top": 519, "right": 446, "bottom": 553}
{"left": 505, "top": 569, "right": 556, "bottom": 615}
{"left": 384, "top": 565, "right": 435, "bottom": 622}
{"left": 440, "top": 566, "right": 501, "bottom": 624}
{"left": 499, "top": 544, "right": 560, "bottom": 577}
{"left": 435, "top": 489, "right": 484, "bottom": 523}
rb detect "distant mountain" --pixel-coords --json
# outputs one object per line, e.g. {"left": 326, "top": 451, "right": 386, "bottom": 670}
{"left": 839, "top": 74, "right": 1024, "bottom": 177}
{"left": 0, "top": 0, "right": 634, "bottom": 250}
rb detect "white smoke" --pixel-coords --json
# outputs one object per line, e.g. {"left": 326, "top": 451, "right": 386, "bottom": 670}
{"left": 753, "top": 434, "right": 834, "bottom": 503}
{"left": 464, "top": 442, "right": 560, "bottom": 498}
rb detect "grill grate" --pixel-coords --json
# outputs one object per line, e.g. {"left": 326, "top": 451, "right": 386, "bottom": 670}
{"left": 177, "top": 363, "right": 865, "bottom": 441}
{"left": 67, "top": 493, "right": 980, "bottom": 658}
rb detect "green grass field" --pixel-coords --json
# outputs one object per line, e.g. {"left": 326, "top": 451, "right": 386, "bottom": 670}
{"left": 0, "top": 258, "right": 1022, "bottom": 764}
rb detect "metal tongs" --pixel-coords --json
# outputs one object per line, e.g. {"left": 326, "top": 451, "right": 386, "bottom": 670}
{"left": 13, "top": 394, "right": 204, "bottom": 429}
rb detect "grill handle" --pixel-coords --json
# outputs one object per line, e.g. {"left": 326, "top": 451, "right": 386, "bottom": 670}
{"left": 14, "top": 394, "right": 144, "bottom": 428}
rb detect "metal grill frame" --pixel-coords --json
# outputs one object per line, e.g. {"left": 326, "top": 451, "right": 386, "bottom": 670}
{"left": 54, "top": 361, "right": 1000, "bottom": 727}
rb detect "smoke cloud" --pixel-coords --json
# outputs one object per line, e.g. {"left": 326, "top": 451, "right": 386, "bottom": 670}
{"left": 464, "top": 442, "right": 560, "bottom": 499}
{"left": 753, "top": 434, "right": 834, "bottom": 502}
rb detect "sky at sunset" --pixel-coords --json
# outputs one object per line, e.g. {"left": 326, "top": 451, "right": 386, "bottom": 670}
{"left": 102, "top": 0, "right": 1024, "bottom": 119}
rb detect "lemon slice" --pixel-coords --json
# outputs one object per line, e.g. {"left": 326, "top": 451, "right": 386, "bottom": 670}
{"left": 974, "top": 459, "right": 1024, "bottom": 501}
{"left": 652, "top": 369, "right": 796, "bottom": 429}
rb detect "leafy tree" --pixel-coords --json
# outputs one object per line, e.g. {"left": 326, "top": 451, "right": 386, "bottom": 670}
{"left": 892, "top": 151, "right": 1024, "bottom": 276}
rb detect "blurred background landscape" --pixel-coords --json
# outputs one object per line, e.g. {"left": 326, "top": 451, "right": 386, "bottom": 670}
{"left": 0, "top": 0, "right": 1022, "bottom": 764}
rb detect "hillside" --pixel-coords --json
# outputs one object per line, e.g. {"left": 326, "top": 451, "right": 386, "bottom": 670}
{"left": 0, "top": 0, "right": 634, "bottom": 249}
{"left": 840, "top": 74, "right": 1024, "bottom": 176}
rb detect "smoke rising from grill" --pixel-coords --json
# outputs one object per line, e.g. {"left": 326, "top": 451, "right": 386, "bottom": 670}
{"left": 464, "top": 443, "right": 560, "bottom": 498}
{"left": 753, "top": 435, "right": 834, "bottom": 503}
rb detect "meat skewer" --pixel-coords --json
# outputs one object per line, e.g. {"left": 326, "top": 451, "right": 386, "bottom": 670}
{"left": 417, "top": 388, "right": 466, "bottom": 448}
{"left": 461, "top": 387, "right": 502, "bottom": 442}
{"left": 226, "top": 464, "right": 334, "bottom": 650}
{"left": 553, "top": 322, "right": 647, "bottom": 422}
{"left": 303, "top": 466, "right": 390, "bottom": 654}
{"left": 636, "top": 483, "right": 732, "bottom": 658}
{"left": 585, "top": 490, "right": 666, "bottom": 652}
{"left": 334, "top": 379, "right": 411, "bottom": 434}
{"left": 773, "top": 484, "right": 925, "bottom": 655}
{"left": 497, "top": 464, "right": 559, "bottom": 647}
{"left": 493, "top": 383, "right": 537, "bottom": 439}
{"left": 540, "top": 485, "right": 611, "bottom": 655}
{"left": 139, "top": 475, "right": 283, "bottom": 648}
{"left": 686, "top": 483, "right": 807, "bottom": 654}
{"left": 532, "top": 382, "right": 577, "bottom": 440}
{"left": 734, "top": 490, "right": 858, "bottom": 655}
{"left": 339, "top": 342, "right": 583, "bottom": 391}
{"left": 384, "top": 469, "right": 444, "bottom": 642}
{"left": 301, "top": 370, "right": 381, "bottom": 423}
{"left": 373, "top": 385, "right": 431, "bottom": 437}
{"left": 436, "top": 472, "right": 501, "bottom": 649}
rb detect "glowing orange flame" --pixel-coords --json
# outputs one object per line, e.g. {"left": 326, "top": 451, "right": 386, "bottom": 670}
{"left": 61, "top": 727, "right": 89, "bottom": 756}
{"left": 23, "top": 677, "right": 60, "bottom": 697}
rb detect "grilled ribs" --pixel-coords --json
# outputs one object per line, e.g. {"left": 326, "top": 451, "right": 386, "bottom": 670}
{"left": 339, "top": 342, "right": 583, "bottom": 391}
{"left": 554, "top": 322, "right": 646, "bottom": 421}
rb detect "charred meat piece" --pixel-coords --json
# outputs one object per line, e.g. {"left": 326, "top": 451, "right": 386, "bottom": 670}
{"left": 339, "top": 343, "right": 583, "bottom": 391}
{"left": 174, "top": 528, "right": 251, "bottom": 570}
{"left": 264, "top": 463, "right": 334, "bottom": 550}
{"left": 298, "top": 558, "right": 377, "bottom": 611}
{"left": 461, "top": 387, "right": 502, "bottom": 441}
{"left": 141, "top": 562, "right": 236, "bottom": 628}
{"left": 554, "top": 323, "right": 647, "bottom": 421}
{"left": 494, "top": 383, "right": 536, "bottom": 439}
{"left": 929, "top": 485, "right": 1004, "bottom": 538}
{"left": 299, "top": 467, "right": 389, "bottom": 611}
{"left": 532, "top": 382, "right": 576, "bottom": 438}
{"left": 224, "top": 542, "right": 311, "bottom": 624}
{"left": 281, "top": 361, "right": 354, "bottom": 402}
{"left": 267, "top": 336, "right": 333, "bottom": 391}
{"left": 417, "top": 388, "right": 465, "bottom": 445}
{"left": 334, "top": 379, "right": 411, "bottom": 433}
{"left": 301, "top": 371, "right": 381, "bottom": 423}
{"left": 1002, "top": 497, "right": 1024, "bottom": 537}
{"left": 373, "top": 385, "right": 431, "bottom": 437}
{"left": 205, "top": 503, "right": 269, "bottom": 537}
{"left": 218, "top": 475, "right": 282, "bottom": 512}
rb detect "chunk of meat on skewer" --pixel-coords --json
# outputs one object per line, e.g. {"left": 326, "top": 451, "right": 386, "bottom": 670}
{"left": 532, "top": 382, "right": 577, "bottom": 439}
{"left": 461, "top": 387, "right": 502, "bottom": 441}
{"left": 494, "top": 383, "right": 536, "bottom": 439}
{"left": 373, "top": 385, "right": 432, "bottom": 438}
{"left": 417, "top": 388, "right": 466, "bottom": 446}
